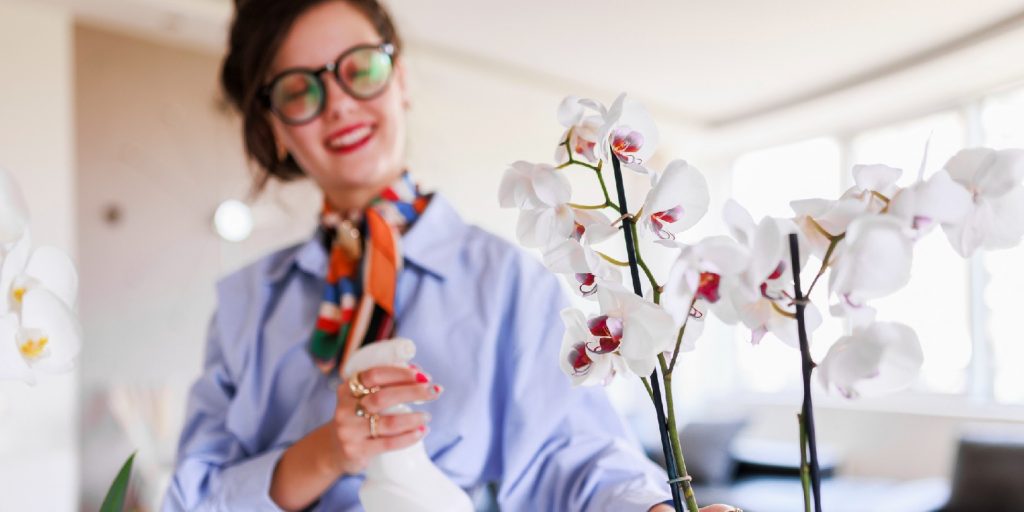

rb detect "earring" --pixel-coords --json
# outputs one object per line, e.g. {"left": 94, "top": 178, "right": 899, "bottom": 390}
{"left": 276, "top": 140, "right": 288, "bottom": 162}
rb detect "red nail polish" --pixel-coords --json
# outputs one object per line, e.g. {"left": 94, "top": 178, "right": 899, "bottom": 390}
{"left": 418, "top": 425, "right": 426, "bottom": 433}
{"left": 415, "top": 372, "right": 429, "bottom": 383}
{"left": 433, "top": 384, "right": 443, "bottom": 394}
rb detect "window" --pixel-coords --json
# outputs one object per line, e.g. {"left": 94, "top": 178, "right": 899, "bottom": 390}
{"left": 850, "top": 113, "right": 971, "bottom": 394}
{"left": 981, "top": 86, "right": 1024, "bottom": 404}
{"left": 849, "top": 112, "right": 966, "bottom": 186}
{"left": 729, "top": 82, "right": 1024, "bottom": 404}
{"left": 731, "top": 138, "right": 845, "bottom": 392}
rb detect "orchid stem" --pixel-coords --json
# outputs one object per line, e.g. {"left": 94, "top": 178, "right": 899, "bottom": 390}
{"left": 641, "top": 377, "right": 655, "bottom": 402}
{"left": 799, "top": 413, "right": 812, "bottom": 512}
{"left": 597, "top": 252, "right": 630, "bottom": 267}
{"left": 789, "top": 233, "right": 823, "bottom": 512}
{"left": 661, "top": 354, "right": 700, "bottom": 512}
{"left": 667, "top": 297, "right": 698, "bottom": 374}
{"left": 609, "top": 152, "right": 685, "bottom": 512}
{"left": 592, "top": 161, "right": 622, "bottom": 213}
{"left": 630, "top": 225, "right": 661, "bottom": 303}
{"left": 805, "top": 232, "right": 845, "bottom": 297}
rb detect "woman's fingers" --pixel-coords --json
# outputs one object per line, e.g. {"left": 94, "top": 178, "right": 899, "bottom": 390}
{"left": 336, "top": 411, "right": 429, "bottom": 438}
{"left": 364, "top": 425, "right": 429, "bottom": 455}
{"left": 358, "top": 366, "right": 431, "bottom": 389}
{"left": 359, "top": 382, "right": 443, "bottom": 413}
{"left": 372, "top": 411, "right": 430, "bottom": 437}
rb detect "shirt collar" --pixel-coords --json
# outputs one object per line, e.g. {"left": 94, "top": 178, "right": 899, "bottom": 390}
{"left": 400, "top": 193, "right": 466, "bottom": 280}
{"left": 264, "top": 193, "right": 466, "bottom": 284}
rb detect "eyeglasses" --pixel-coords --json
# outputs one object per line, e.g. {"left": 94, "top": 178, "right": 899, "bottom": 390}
{"left": 260, "top": 42, "right": 395, "bottom": 125}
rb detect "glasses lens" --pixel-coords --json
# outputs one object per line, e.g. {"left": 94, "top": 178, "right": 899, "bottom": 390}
{"left": 339, "top": 47, "right": 393, "bottom": 99}
{"left": 270, "top": 72, "right": 323, "bottom": 123}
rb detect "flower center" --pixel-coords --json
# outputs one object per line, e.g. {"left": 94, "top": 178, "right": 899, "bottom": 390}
{"left": 571, "top": 222, "right": 586, "bottom": 242}
{"left": 761, "top": 262, "right": 786, "bottom": 299}
{"left": 650, "top": 206, "right": 684, "bottom": 239}
{"left": 587, "top": 315, "right": 623, "bottom": 353}
{"left": 567, "top": 342, "right": 592, "bottom": 374}
{"left": 12, "top": 286, "right": 26, "bottom": 304}
{"left": 610, "top": 126, "right": 644, "bottom": 161}
{"left": 17, "top": 329, "right": 49, "bottom": 361}
{"left": 575, "top": 273, "right": 598, "bottom": 296}
{"left": 696, "top": 272, "right": 722, "bottom": 303}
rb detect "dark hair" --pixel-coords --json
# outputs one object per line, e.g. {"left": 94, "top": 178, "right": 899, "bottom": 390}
{"left": 220, "top": 0, "right": 403, "bottom": 192}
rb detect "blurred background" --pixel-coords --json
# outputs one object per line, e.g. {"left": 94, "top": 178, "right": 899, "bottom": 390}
{"left": 2, "top": 0, "right": 1024, "bottom": 510}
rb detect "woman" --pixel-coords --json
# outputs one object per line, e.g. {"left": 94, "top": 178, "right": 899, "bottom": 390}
{"left": 163, "top": 1, "right": 733, "bottom": 510}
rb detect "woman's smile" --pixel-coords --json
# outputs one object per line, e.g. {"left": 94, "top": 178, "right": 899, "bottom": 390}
{"left": 325, "top": 122, "right": 375, "bottom": 154}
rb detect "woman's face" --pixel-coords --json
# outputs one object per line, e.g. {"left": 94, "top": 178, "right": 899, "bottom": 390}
{"left": 268, "top": 1, "right": 407, "bottom": 204}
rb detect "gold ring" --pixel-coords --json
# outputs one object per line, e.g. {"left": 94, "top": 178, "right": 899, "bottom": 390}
{"left": 354, "top": 400, "right": 367, "bottom": 418}
{"left": 368, "top": 414, "right": 380, "bottom": 439}
{"left": 348, "top": 373, "right": 379, "bottom": 397}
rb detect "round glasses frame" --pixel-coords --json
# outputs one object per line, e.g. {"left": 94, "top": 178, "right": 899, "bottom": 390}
{"left": 260, "top": 42, "right": 396, "bottom": 125}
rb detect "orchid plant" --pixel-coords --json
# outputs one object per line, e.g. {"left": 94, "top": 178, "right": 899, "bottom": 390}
{"left": 1, "top": 168, "right": 138, "bottom": 511}
{"left": 499, "top": 94, "right": 1024, "bottom": 512}
{"left": 0, "top": 169, "right": 82, "bottom": 385}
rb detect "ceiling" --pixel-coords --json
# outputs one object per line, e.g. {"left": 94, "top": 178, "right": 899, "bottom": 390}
{"left": 39, "top": 0, "right": 1024, "bottom": 135}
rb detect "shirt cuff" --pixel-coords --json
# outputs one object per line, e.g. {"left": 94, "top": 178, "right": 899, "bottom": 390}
{"left": 589, "top": 477, "right": 673, "bottom": 512}
{"left": 214, "top": 446, "right": 289, "bottom": 511}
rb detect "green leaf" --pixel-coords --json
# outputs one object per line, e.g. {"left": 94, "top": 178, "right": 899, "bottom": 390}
{"left": 99, "top": 452, "right": 136, "bottom": 512}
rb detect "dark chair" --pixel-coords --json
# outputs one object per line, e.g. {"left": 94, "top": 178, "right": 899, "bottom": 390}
{"left": 941, "top": 431, "right": 1024, "bottom": 512}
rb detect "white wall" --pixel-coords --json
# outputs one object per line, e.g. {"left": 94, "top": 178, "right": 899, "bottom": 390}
{"left": 0, "top": 1, "right": 78, "bottom": 510}
{"left": 73, "top": 25, "right": 322, "bottom": 508}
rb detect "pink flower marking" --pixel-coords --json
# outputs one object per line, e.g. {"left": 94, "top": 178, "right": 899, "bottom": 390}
{"left": 650, "top": 205, "right": 684, "bottom": 239}
{"left": 587, "top": 315, "right": 623, "bottom": 353}
{"left": 567, "top": 342, "right": 593, "bottom": 375}
{"left": 611, "top": 126, "right": 644, "bottom": 162}
{"left": 696, "top": 272, "right": 722, "bottom": 303}
{"left": 575, "top": 272, "right": 598, "bottom": 296}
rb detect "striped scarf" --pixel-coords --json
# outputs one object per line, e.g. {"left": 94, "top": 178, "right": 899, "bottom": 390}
{"left": 309, "top": 173, "right": 429, "bottom": 374}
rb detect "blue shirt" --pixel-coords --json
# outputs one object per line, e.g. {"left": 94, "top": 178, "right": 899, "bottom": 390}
{"left": 163, "top": 195, "right": 672, "bottom": 511}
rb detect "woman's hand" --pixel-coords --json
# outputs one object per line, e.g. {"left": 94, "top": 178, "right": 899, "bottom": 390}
{"left": 650, "top": 505, "right": 741, "bottom": 512}
{"left": 270, "top": 365, "right": 440, "bottom": 511}
{"left": 325, "top": 365, "right": 440, "bottom": 476}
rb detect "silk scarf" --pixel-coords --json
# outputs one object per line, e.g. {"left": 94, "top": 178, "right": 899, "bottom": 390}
{"left": 309, "top": 173, "right": 429, "bottom": 374}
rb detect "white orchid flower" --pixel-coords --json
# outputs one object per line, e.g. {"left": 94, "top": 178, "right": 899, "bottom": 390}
{"left": 594, "top": 282, "right": 677, "bottom": 377}
{"left": 543, "top": 239, "right": 621, "bottom": 297}
{"left": 498, "top": 161, "right": 575, "bottom": 248}
{"left": 640, "top": 160, "right": 710, "bottom": 240}
{"left": 665, "top": 236, "right": 748, "bottom": 305}
{"left": 592, "top": 93, "right": 659, "bottom": 174}
{"left": 660, "top": 236, "right": 745, "bottom": 352}
{"left": 789, "top": 164, "right": 903, "bottom": 262}
{"left": 718, "top": 201, "right": 821, "bottom": 346}
{"left": 843, "top": 164, "right": 902, "bottom": 204}
{"left": 0, "top": 288, "right": 82, "bottom": 384}
{"left": 818, "top": 322, "right": 924, "bottom": 399}
{"left": 939, "top": 148, "right": 1024, "bottom": 257}
{"left": 0, "top": 168, "right": 30, "bottom": 245}
{"left": 828, "top": 215, "right": 913, "bottom": 310}
{"left": 790, "top": 197, "right": 865, "bottom": 261}
{"left": 0, "top": 230, "right": 78, "bottom": 314}
{"left": 889, "top": 170, "right": 972, "bottom": 239}
{"left": 555, "top": 96, "right": 603, "bottom": 163}
{"left": 571, "top": 208, "right": 618, "bottom": 245}
{"left": 555, "top": 93, "right": 660, "bottom": 174}
{"left": 558, "top": 308, "right": 621, "bottom": 386}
